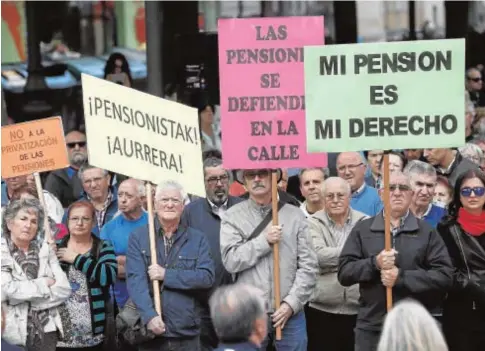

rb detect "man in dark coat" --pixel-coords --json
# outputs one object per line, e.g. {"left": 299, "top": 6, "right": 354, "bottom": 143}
{"left": 338, "top": 171, "right": 453, "bottom": 351}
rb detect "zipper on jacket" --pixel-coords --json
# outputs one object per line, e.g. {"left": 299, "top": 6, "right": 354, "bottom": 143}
{"left": 453, "top": 226, "right": 476, "bottom": 310}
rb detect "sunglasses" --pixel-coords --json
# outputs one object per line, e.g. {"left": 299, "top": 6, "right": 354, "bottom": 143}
{"left": 389, "top": 184, "right": 411, "bottom": 192}
{"left": 468, "top": 77, "right": 482, "bottom": 83}
{"left": 67, "top": 141, "right": 87, "bottom": 149}
{"left": 460, "top": 186, "right": 485, "bottom": 197}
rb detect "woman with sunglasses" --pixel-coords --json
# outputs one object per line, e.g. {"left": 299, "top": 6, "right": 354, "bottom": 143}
{"left": 437, "top": 170, "right": 485, "bottom": 351}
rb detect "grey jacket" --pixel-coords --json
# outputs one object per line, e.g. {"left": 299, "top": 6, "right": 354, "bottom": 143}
{"left": 220, "top": 198, "right": 317, "bottom": 314}
{"left": 307, "top": 208, "right": 368, "bottom": 315}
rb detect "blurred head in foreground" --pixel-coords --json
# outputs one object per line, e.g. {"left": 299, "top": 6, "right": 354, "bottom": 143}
{"left": 377, "top": 299, "right": 448, "bottom": 351}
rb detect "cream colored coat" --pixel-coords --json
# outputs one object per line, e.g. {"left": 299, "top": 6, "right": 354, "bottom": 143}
{"left": 1, "top": 238, "right": 72, "bottom": 346}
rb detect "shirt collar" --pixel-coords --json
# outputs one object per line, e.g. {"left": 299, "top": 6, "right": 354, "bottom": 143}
{"left": 438, "top": 153, "right": 457, "bottom": 174}
{"left": 325, "top": 209, "right": 352, "bottom": 228}
{"left": 352, "top": 183, "right": 366, "bottom": 197}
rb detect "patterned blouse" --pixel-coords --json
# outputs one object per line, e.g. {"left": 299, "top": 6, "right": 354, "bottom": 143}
{"left": 57, "top": 264, "right": 104, "bottom": 348}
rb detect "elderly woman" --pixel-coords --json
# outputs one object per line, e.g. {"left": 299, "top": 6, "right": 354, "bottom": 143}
{"left": 377, "top": 299, "right": 448, "bottom": 351}
{"left": 55, "top": 200, "right": 117, "bottom": 351}
{"left": 11, "top": 184, "right": 68, "bottom": 240}
{"left": 437, "top": 170, "right": 485, "bottom": 351}
{"left": 1, "top": 198, "right": 71, "bottom": 351}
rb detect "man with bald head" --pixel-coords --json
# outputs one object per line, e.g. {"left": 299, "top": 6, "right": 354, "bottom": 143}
{"left": 338, "top": 171, "right": 453, "bottom": 351}
{"left": 337, "top": 152, "right": 383, "bottom": 216}
{"left": 307, "top": 177, "right": 368, "bottom": 351}
{"left": 101, "top": 178, "right": 147, "bottom": 310}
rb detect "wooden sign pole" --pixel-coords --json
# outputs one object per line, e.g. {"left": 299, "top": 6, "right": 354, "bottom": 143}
{"left": 146, "top": 182, "right": 162, "bottom": 315}
{"left": 382, "top": 152, "right": 393, "bottom": 312}
{"left": 271, "top": 171, "right": 282, "bottom": 340}
{"left": 33, "top": 172, "right": 52, "bottom": 243}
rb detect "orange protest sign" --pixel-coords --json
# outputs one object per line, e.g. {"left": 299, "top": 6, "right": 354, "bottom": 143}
{"left": 1, "top": 117, "right": 69, "bottom": 178}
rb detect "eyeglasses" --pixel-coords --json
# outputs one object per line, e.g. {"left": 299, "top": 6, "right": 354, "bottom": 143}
{"left": 67, "top": 141, "right": 87, "bottom": 149}
{"left": 468, "top": 77, "right": 482, "bottom": 83}
{"left": 69, "top": 216, "right": 92, "bottom": 223}
{"left": 337, "top": 163, "right": 363, "bottom": 173}
{"left": 244, "top": 170, "right": 270, "bottom": 179}
{"left": 325, "top": 193, "right": 346, "bottom": 201}
{"left": 389, "top": 184, "right": 411, "bottom": 192}
{"left": 206, "top": 175, "right": 229, "bottom": 185}
{"left": 460, "top": 186, "right": 485, "bottom": 197}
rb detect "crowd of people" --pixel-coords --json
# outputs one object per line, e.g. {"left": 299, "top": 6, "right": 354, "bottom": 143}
{"left": 1, "top": 67, "right": 485, "bottom": 351}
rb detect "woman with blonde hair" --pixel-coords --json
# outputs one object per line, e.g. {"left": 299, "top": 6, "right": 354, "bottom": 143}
{"left": 377, "top": 299, "right": 448, "bottom": 351}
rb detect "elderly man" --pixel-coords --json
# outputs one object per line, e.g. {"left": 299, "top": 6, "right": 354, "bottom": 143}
{"left": 424, "top": 147, "right": 478, "bottom": 187}
{"left": 299, "top": 168, "right": 327, "bottom": 217}
{"left": 126, "top": 180, "right": 215, "bottom": 351}
{"left": 210, "top": 284, "right": 268, "bottom": 351}
{"left": 307, "top": 177, "right": 368, "bottom": 351}
{"left": 404, "top": 161, "right": 446, "bottom": 228}
{"left": 182, "top": 156, "right": 243, "bottom": 351}
{"left": 63, "top": 163, "right": 118, "bottom": 236}
{"left": 221, "top": 168, "right": 317, "bottom": 350}
{"left": 337, "top": 152, "right": 383, "bottom": 217}
{"left": 338, "top": 171, "right": 453, "bottom": 351}
{"left": 101, "top": 178, "right": 147, "bottom": 310}
{"left": 45, "top": 129, "right": 87, "bottom": 208}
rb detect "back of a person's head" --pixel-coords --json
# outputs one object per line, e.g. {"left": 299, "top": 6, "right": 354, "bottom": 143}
{"left": 377, "top": 300, "right": 448, "bottom": 351}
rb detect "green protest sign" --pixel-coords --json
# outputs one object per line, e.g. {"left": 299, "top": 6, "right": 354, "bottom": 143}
{"left": 304, "top": 39, "right": 465, "bottom": 153}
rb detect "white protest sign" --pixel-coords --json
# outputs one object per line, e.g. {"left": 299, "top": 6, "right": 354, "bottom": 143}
{"left": 81, "top": 73, "right": 205, "bottom": 197}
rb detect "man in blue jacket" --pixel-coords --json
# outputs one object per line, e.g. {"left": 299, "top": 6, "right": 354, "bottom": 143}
{"left": 182, "top": 156, "right": 243, "bottom": 351}
{"left": 126, "top": 180, "right": 215, "bottom": 351}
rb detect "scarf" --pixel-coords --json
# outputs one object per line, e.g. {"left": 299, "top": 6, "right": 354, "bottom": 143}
{"left": 457, "top": 207, "right": 485, "bottom": 237}
{"left": 7, "top": 238, "right": 50, "bottom": 346}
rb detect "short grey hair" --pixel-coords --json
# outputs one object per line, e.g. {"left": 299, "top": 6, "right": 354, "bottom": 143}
{"left": 403, "top": 160, "right": 437, "bottom": 179}
{"left": 77, "top": 163, "right": 109, "bottom": 181}
{"left": 203, "top": 157, "right": 232, "bottom": 181}
{"left": 209, "top": 284, "right": 266, "bottom": 342}
{"left": 377, "top": 299, "right": 448, "bottom": 351}
{"left": 322, "top": 176, "right": 351, "bottom": 196}
{"left": 2, "top": 198, "right": 45, "bottom": 241}
{"left": 155, "top": 180, "right": 187, "bottom": 202}
{"left": 120, "top": 178, "right": 146, "bottom": 197}
{"left": 378, "top": 171, "right": 410, "bottom": 189}
{"left": 458, "top": 143, "right": 484, "bottom": 164}
{"left": 298, "top": 167, "right": 329, "bottom": 181}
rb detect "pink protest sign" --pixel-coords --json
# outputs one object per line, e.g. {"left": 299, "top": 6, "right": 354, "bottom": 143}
{"left": 218, "top": 16, "right": 327, "bottom": 170}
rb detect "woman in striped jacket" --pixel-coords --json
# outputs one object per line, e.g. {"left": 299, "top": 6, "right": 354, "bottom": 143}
{"left": 56, "top": 200, "right": 118, "bottom": 351}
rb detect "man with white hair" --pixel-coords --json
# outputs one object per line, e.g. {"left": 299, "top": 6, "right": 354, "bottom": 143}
{"left": 404, "top": 161, "right": 446, "bottom": 228}
{"left": 306, "top": 177, "right": 368, "bottom": 351}
{"left": 126, "top": 180, "right": 215, "bottom": 350}
{"left": 338, "top": 171, "right": 453, "bottom": 351}
{"left": 210, "top": 284, "right": 268, "bottom": 351}
{"left": 101, "top": 178, "right": 147, "bottom": 311}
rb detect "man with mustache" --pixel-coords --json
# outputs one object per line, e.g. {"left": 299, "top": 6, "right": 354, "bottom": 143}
{"left": 1, "top": 175, "right": 27, "bottom": 207}
{"left": 45, "top": 129, "right": 87, "bottom": 208}
{"left": 404, "top": 160, "right": 446, "bottom": 228}
{"left": 338, "top": 171, "right": 453, "bottom": 351}
{"left": 181, "top": 156, "right": 243, "bottom": 351}
{"left": 221, "top": 169, "right": 317, "bottom": 351}
{"left": 307, "top": 177, "right": 367, "bottom": 351}
{"left": 299, "top": 168, "right": 327, "bottom": 217}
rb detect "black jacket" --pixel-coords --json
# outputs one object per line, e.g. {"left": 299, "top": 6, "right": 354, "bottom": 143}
{"left": 435, "top": 152, "right": 479, "bottom": 188}
{"left": 437, "top": 218, "right": 485, "bottom": 321}
{"left": 44, "top": 168, "right": 84, "bottom": 208}
{"left": 338, "top": 212, "right": 453, "bottom": 331}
